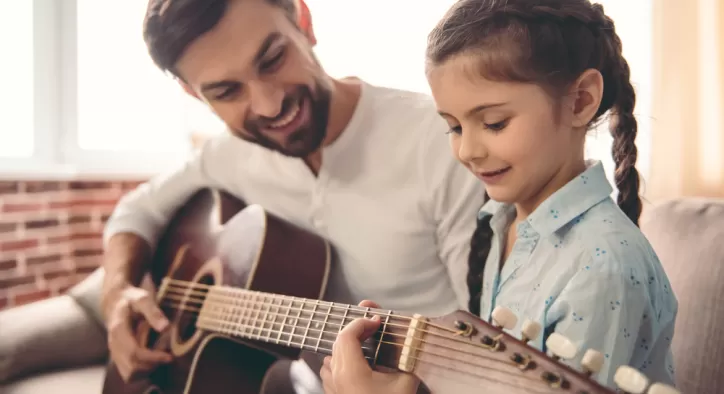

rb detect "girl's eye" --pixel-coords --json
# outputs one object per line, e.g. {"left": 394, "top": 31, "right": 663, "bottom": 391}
{"left": 446, "top": 125, "right": 462, "bottom": 135}
{"left": 485, "top": 119, "right": 509, "bottom": 132}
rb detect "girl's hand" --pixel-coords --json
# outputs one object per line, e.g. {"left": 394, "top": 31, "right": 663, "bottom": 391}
{"left": 320, "top": 300, "right": 420, "bottom": 394}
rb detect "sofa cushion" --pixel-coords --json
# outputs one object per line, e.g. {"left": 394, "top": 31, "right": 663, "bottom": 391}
{"left": 641, "top": 197, "right": 724, "bottom": 394}
{"left": 0, "top": 294, "right": 108, "bottom": 384}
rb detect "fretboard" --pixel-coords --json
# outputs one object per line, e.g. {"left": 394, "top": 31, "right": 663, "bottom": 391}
{"left": 194, "top": 285, "right": 413, "bottom": 367}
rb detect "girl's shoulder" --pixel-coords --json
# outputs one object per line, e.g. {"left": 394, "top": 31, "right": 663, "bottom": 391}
{"left": 561, "top": 198, "right": 661, "bottom": 272}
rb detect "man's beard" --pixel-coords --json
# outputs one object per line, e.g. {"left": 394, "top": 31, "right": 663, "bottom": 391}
{"left": 235, "top": 81, "right": 331, "bottom": 158}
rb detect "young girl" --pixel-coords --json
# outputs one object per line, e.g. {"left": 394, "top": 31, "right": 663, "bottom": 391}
{"left": 320, "top": 0, "right": 678, "bottom": 392}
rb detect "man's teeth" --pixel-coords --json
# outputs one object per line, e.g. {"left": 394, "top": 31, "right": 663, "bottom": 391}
{"left": 269, "top": 100, "right": 301, "bottom": 129}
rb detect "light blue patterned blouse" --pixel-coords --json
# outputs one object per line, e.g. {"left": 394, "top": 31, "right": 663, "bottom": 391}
{"left": 477, "top": 160, "right": 678, "bottom": 389}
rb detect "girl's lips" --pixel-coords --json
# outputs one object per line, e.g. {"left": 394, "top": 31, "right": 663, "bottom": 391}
{"left": 476, "top": 166, "right": 512, "bottom": 184}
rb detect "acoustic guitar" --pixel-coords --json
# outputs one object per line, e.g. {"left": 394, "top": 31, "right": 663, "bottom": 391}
{"left": 102, "top": 189, "right": 678, "bottom": 394}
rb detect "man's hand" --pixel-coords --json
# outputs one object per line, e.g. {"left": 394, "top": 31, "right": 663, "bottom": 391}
{"left": 320, "top": 300, "right": 420, "bottom": 394}
{"left": 103, "top": 283, "right": 173, "bottom": 382}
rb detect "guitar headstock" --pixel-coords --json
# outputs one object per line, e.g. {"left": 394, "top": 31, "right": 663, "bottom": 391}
{"left": 404, "top": 307, "right": 679, "bottom": 394}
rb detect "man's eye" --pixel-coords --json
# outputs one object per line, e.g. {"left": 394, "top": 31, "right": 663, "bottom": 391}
{"left": 260, "top": 49, "right": 286, "bottom": 72}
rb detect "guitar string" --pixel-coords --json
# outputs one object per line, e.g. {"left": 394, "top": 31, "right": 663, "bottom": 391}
{"left": 161, "top": 300, "right": 561, "bottom": 392}
{"left": 161, "top": 283, "right": 513, "bottom": 360}
{"left": 160, "top": 295, "right": 526, "bottom": 373}
{"left": 162, "top": 278, "right": 504, "bottom": 354}
{"left": 163, "top": 284, "right": 415, "bottom": 332}
{"left": 158, "top": 286, "right": 566, "bottom": 381}
{"left": 163, "top": 278, "right": 459, "bottom": 333}
{"left": 160, "top": 280, "right": 601, "bottom": 389}
{"left": 161, "top": 281, "right": 535, "bottom": 363}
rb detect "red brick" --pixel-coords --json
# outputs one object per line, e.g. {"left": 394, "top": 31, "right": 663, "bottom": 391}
{"left": 72, "top": 248, "right": 102, "bottom": 257}
{"left": 76, "top": 265, "right": 99, "bottom": 275}
{"left": 49, "top": 199, "right": 118, "bottom": 209}
{"left": 14, "top": 289, "right": 51, "bottom": 306}
{"left": 121, "top": 181, "right": 144, "bottom": 190}
{"left": 0, "top": 295, "right": 7, "bottom": 309}
{"left": 0, "top": 239, "right": 39, "bottom": 252}
{"left": 71, "top": 232, "right": 102, "bottom": 241}
{"left": 26, "top": 254, "right": 63, "bottom": 267}
{"left": 48, "top": 235, "right": 73, "bottom": 244}
{"left": 0, "top": 274, "right": 35, "bottom": 289}
{"left": 69, "top": 181, "right": 113, "bottom": 190}
{"left": 0, "top": 182, "right": 19, "bottom": 194}
{"left": 1, "top": 203, "right": 44, "bottom": 213}
{"left": 75, "top": 255, "right": 102, "bottom": 270}
{"left": 68, "top": 215, "right": 92, "bottom": 224}
{"left": 0, "top": 259, "right": 16, "bottom": 271}
{"left": 24, "top": 181, "right": 64, "bottom": 193}
{"left": 0, "top": 222, "right": 16, "bottom": 233}
{"left": 25, "top": 218, "right": 60, "bottom": 229}
{"left": 48, "top": 276, "right": 74, "bottom": 294}
{"left": 43, "top": 268, "right": 73, "bottom": 281}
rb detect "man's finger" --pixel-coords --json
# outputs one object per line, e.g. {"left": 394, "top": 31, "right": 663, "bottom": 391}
{"left": 357, "top": 299, "right": 380, "bottom": 309}
{"left": 129, "top": 294, "right": 170, "bottom": 333}
{"left": 130, "top": 345, "right": 174, "bottom": 365}
{"left": 333, "top": 316, "right": 381, "bottom": 373}
{"left": 110, "top": 306, "right": 173, "bottom": 367}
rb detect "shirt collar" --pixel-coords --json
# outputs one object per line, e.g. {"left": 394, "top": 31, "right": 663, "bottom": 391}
{"left": 478, "top": 160, "right": 613, "bottom": 238}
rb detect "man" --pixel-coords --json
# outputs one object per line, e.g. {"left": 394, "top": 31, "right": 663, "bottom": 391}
{"left": 101, "top": 0, "right": 485, "bottom": 392}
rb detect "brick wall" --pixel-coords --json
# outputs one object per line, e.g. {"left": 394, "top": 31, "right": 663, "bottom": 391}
{"left": 0, "top": 180, "right": 145, "bottom": 310}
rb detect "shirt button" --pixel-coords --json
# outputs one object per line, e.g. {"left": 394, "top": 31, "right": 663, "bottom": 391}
{"left": 313, "top": 217, "right": 324, "bottom": 228}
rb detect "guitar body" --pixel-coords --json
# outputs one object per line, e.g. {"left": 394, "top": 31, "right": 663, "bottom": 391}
{"left": 102, "top": 189, "right": 332, "bottom": 394}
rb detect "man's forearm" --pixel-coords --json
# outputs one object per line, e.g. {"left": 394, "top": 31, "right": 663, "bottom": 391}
{"left": 103, "top": 232, "right": 153, "bottom": 291}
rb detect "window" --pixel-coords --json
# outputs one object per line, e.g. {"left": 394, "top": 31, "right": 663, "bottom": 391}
{"left": 0, "top": 0, "right": 653, "bottom": 179}
{"left": 307, "top": 0, "right": 458, "bottom": 94}
{"left": 0, "top": 2, "right": 35, "bottom": 158}
{"left": 585, "top": 0, "right": 654, "bottom": 186}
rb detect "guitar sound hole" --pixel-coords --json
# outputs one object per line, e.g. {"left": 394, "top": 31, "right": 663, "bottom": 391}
{"left": 177, "top": 274, "right": 215, "bottom": 342}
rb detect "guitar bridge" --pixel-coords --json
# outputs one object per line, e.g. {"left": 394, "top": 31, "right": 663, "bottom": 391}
{"left": 397, "top": 313, "right": 428, "bottom": 373}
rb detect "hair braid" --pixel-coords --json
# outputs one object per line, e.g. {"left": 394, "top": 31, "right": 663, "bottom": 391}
{"left": 467, "top": 192, "right": 493, "bottom": 316}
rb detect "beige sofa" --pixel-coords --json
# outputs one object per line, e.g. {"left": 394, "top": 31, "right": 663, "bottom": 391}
{"left": 1, "top": 197, "right": 723, "bottom": 394}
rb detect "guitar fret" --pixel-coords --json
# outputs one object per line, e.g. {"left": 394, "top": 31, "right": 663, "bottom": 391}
{"left": 316, "top": 303, "right": 332, "bottom": 352}
{"left": 276, "top": 296, "right": 289, "bottom": 344}
{"left": 339, "top": 304, "right": 350, "bottom": 337}
{"left": 242, "top": 291, "right": 250, "bottom": 338}
{"left": 374, "top": 310, "right": 393, "bottom": 366}
{"left": 222, "top": 290, "right": 230, "bottom": 335}
{"left": 264, "top": 295, "right": 274, "bottom": 341}
{"left": 231, "top": 293, "right": 244, "bottom": 335}
{"left": 253, "top": 293, "right": 264, "bottom": 340}
{"left": 302, "top": 300, "right": 319, "bottom": 351}
{"left": 289, "top": 297, "right": 303, "bottom": 348}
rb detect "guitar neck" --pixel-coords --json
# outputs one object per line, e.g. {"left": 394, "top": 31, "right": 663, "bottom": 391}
{"left": 193, "top": 285, "right": 414, "bottom": 368}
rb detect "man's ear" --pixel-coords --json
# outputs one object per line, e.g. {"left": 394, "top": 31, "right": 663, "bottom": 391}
{"left": 178, "top": 79, "right": 200, "bottom": 100}
{"left": 297, "top": 0, "right": 317, "bottom": 46}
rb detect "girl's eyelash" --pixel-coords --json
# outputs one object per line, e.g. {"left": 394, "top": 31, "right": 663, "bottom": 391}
{"left": 445, "top": 119, "right": 509, "bottom": 135}
{"left": 485, "top": 119, "right": 509, "bottom": 132}
{"left": 446, "top": 126, "right": 462, "bottom": 135}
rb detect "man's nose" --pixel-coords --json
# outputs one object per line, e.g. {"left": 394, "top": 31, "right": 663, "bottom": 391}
{"left": 248, "top": 80, "right": 284, "bottom": 119}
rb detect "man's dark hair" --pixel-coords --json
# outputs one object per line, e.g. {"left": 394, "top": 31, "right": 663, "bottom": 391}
{"left": 143, "top": 0, "right": 298, "bottom": 76}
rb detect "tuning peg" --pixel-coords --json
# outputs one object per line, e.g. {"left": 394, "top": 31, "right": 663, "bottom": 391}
{"left": 520, "top": 319, "right": 541, "bottom": 343}
{"left": 545, "top": 333, "right": 578, "bottom": 361}
{"left": 647, "top": 383, "right": 680, "bottom": 394}
{"left": 581, "top": 349, "right": 604, "bottom": 377}
{"left": 491, "top": 306, "right": 517, "bottom": 330}
{"left": 614, "top": 365, "right": 649, "bottom": 393}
